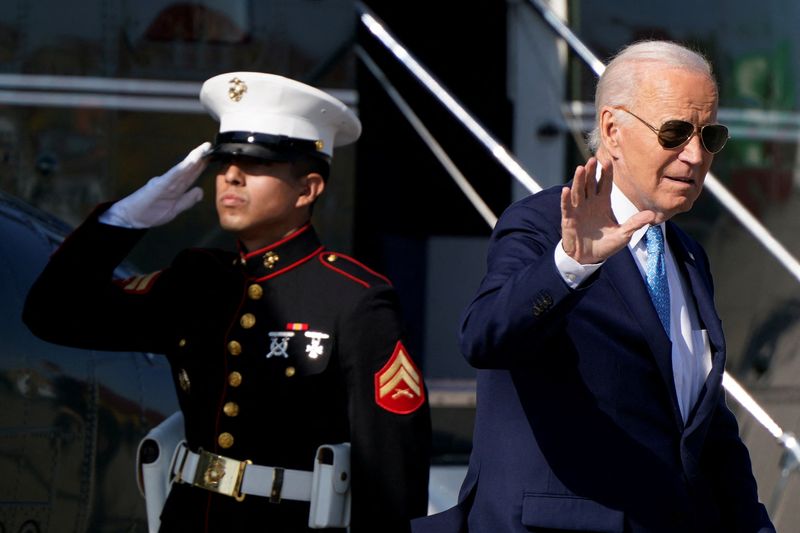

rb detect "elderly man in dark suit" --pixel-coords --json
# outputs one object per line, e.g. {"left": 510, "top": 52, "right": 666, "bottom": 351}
{"left": 413, "top": 40, "right": 774, "bottom": 533}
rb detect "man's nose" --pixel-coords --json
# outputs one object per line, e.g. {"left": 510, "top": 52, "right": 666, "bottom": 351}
{"left": 223, "top": 163, "right": 245, "bottom": 184}
{"left": 679, "top": 133, "right": 706, "bottom": 165}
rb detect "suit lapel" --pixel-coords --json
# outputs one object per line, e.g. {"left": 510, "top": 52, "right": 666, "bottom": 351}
{"left": 604, "top": 245, "right": 684, "bottom": 429}
{"left": 665, "top": 224, "right": 726, "bottom": 431}
{"left": 665, "top": 224, "right": 725, "bottom": 353}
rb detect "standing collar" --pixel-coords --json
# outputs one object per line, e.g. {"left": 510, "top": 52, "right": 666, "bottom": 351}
{"left": 236, "top": 223, "right": 324, "bottom": 281}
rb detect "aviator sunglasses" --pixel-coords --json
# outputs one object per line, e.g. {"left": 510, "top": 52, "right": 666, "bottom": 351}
{"left": 614, "top": 106, "right": 730, "bottom": 154}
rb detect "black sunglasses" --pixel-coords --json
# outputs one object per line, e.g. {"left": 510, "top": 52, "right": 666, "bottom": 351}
{"left": 614, "top": 106, "right": 729, "bottom": 154}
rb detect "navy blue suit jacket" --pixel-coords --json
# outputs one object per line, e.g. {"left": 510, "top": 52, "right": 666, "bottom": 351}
{"left": 414, "top": 186, "right": 774, "bottom": 533}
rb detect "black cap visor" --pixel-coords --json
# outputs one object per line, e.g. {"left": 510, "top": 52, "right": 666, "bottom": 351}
{"left": 206, "top": 131, "right": 331, "bottom": 164}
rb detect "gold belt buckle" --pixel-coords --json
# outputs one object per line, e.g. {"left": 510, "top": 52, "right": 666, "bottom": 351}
{"left": 192, "top": 448, "right": 250, "bottom": 501}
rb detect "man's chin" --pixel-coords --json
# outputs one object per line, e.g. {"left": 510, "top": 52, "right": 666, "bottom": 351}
{"left": 218, "top": 219, "right": 243, "bottom": 234}
{"left": 654, "top": 193, "right": 701, "bottom": 221}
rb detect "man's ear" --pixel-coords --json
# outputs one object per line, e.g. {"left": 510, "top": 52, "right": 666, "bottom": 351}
{"left": 599, "top": 107, "right": 622, "bottom": 158}
{"left": 296, "top": 172, "right": 325, "bottom": 208}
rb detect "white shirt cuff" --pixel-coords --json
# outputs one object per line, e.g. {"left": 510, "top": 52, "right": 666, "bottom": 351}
{"left": 554, "top": 240, "right": 603, "bottom": 289}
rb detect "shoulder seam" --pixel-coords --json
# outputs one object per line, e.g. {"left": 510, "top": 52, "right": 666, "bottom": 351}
{"left": 317, "top": 252, "right": 391, "bottom": 288}
{"left": 329, "top": 251, "right": 391, "bottom": 284}
{"left": 318, "top": 254, "right": 370, "bottom": 288}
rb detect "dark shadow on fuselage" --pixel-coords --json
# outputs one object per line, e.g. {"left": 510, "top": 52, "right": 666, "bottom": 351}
{"left": 0, "top": 191, "right": 178, "bottom": 533}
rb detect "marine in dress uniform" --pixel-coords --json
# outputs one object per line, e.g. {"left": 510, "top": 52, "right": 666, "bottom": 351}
{"left": 23, "top": 72, "right": 431, "bottom": 532}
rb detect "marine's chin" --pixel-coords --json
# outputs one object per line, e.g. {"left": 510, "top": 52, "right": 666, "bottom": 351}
{"left": 217, "top": 212, "right": 244, "bottom": 233}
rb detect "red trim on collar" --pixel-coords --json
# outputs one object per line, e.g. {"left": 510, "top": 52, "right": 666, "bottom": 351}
{"left": 241, "top": 223, "right": 312, "bottom": 260}
{"left": 253, "top": 245, "right": 324, "bottom": 282}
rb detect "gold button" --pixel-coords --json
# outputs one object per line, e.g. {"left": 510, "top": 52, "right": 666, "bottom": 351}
{"left": 247, "top": 284, "right": 263, "bottom": 300}
{"left": 218, "top": 432, "right": 234, "bottom": 449}
{"left": 240, "top": 313, "right": 256, "bottom": 329}
{"left": 285, "top": 366, "right": 296, "bottom": 378}
{"left": 227, "top": 340, "right": 242, "bottom": 356}
{"left": 178, "top": 338, "right": 187, "bottom": 347}
{"left": 228, "top": 371, "right": 242, "bottom": 387}
{"left": 326, "top": 254, "right": 337, "bottom": 263}
{"left": 223, "top": 402, "right": 240, "bottom": 417}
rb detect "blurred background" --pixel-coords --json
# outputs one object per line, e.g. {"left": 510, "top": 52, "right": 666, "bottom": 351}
{"left": 2, "top": 0, "right": 800, "bottom": 531}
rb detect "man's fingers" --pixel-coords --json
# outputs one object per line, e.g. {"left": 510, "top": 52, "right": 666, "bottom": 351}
{"left": 597, "top": 159, "right": 613, "bottom": 197}
{"left": 168, "top": 143, "right": 212, "bottom": 190}
{"left": 560, "top": 187, "right": 577, "bottom": 255}
{"left": 621, "top": 210, "right": 657, "bottom": 236}
{"left": 571, "top": 157, "right": 603, "bottom": 206}
{"left": 571, "top": 164, "right": 587, "bottom": 207}
{"left": 174, "top": 187, "right": 204, "bottom": 213}
{"left": 561, "top": 186, "right": 572, "bottom": 217}
{"left": 584, "top": 157, "right": 598, "bottom": 197}
{"left": 187, "top": 141, "right": 213, "bottom": 163}
{"left": 173, "top": 142, "right": 212, "bottom": 176}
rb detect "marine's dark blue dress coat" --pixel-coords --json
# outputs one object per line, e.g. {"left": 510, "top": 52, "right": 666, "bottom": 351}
{"left": 24, "top": 205, "right": 431, "bottom": 533}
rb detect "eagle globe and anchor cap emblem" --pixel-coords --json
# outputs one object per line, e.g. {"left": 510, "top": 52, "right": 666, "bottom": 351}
{"left": 228, "top": 77, "right": 247, "bottom": 102}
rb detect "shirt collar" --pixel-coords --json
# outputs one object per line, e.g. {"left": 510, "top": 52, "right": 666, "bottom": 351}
{"left": 610, "top": 183, "right": 663, "bottom": 249}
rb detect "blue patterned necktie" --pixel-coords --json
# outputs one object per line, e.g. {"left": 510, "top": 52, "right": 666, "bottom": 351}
{"left": 644, "top": 225, "right": 670, "bottom": 334}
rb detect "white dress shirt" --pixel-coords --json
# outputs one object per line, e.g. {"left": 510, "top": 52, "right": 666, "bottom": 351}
{"left": 553, "top": 184, "right": 712, "bottom": 423}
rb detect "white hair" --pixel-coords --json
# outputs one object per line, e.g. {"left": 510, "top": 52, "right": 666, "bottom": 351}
{"left": 586, "top": 40, "right": 717, "bottom": 153}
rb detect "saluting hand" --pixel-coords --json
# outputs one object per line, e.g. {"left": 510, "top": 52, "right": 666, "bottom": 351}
{"left": 100, "top": 142, "right": 212, "bottom": 229}
{"left": 560, "top": 157, "right": 655, "bottom": 264}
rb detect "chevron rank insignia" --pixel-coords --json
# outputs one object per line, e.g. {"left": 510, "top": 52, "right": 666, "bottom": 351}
{"left": 374, "top": 341, "right": 425, "bottom": 414}
{"left": 115, "top": 271, "right": 162, "bottom": 294}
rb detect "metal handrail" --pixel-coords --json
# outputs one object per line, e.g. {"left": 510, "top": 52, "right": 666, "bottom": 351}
{"left": 355, "top": 45, "right": 499, "bottom": 228}
{"left": 355, "top": 2, "right": 541, "bottom": 195}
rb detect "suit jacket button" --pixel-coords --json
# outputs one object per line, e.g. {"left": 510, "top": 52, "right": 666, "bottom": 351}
{"left": 532, "top": 292, "right": 553, "bottom": 316}
{"left": 228, "top": 371, "right": 242, "bottom": 387}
